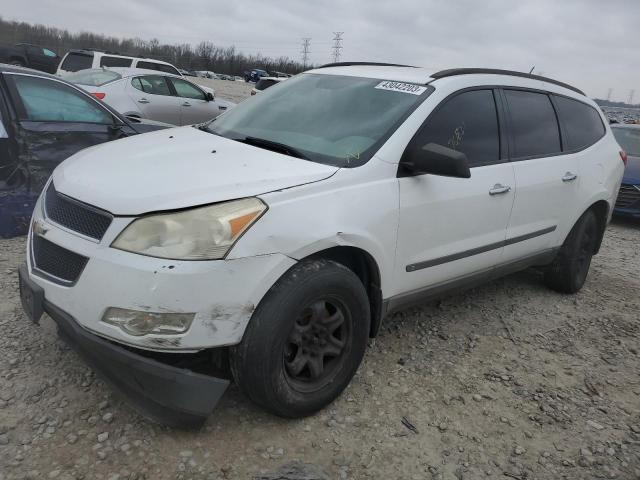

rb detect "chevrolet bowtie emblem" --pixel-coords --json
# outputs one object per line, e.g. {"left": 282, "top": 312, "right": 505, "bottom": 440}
{"left": 32, "top": 219, "right": 49, "bottom": 237}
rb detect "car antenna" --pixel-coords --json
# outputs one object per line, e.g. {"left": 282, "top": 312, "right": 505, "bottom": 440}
{"left": 528, "top": 66, "right": 535, "bottom": 74}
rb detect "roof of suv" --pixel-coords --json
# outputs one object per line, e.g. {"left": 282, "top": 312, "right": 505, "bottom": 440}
{"left": 310, "top": 63, "right": 585, "bottom": 96}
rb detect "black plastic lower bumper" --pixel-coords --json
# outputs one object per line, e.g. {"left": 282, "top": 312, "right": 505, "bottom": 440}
{"left": 19, "top": 264, "right": 229, "bottom": 428}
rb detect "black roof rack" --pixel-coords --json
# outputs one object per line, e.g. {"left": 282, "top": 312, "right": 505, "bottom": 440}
{"left": 317, "top": 62, "right": 417, "bottom": 69}
{"left": 431, "top": 68, "right": 585, "bottom": 96}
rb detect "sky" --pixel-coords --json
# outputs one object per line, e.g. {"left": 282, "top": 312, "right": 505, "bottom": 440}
{"left": 2, "top": 0, "right": 638, "bottom": 101}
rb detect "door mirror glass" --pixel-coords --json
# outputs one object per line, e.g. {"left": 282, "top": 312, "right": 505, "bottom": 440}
{"left": 205, "top": 92, "right": 214, "bottom": 102}
{"left": 404, "top": 142, "right": 471, "bottom": 178}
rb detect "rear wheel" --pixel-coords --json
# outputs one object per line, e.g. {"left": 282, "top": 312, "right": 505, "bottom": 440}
{"left": 230, "top": 259, "right": 370, "bottom": 418}
{"left": 10, "top": 59, "right": 25, "bottom": 67}
{"left": 544, "top": 210, "right": 599, "bottom": 294}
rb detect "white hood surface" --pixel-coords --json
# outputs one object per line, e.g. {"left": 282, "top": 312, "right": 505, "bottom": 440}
{"left": 52, "top": 126, "right": 338, "bottom": 215}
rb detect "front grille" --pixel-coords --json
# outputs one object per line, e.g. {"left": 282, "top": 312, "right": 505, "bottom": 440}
{"left": 45, "top": 183, "right": 113, "bottom": 240}
{"left": 615, "top": 184, "right": 640, "bottom": 209}
{"left": 31, "top": 235, "right": 88, "bottom": 284}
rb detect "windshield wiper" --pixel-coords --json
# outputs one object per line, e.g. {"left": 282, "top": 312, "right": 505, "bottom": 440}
{"left": 235, "top": 136, "right": 310, "bottom": 160}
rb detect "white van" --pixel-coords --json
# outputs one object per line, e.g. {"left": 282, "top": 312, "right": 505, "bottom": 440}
{"left": 56, "top": 49, "right": 182, "bottom": 77}
{"left": 19, "top": 64, "right": 625, "bottom": 426}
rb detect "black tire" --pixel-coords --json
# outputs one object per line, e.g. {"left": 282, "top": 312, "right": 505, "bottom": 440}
{"left": 544, "top": 210, "right": 599, "bottom": 294}
{"left": 10, "top": 59, "right": 25, "bottom": 67}
{"left": 230, "top": 259, "right": 370, "bottom": 418}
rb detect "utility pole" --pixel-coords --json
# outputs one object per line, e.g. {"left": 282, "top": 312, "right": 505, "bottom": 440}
{"left": 606, "top": 88, "right": 613, "bottom": 101}
{"left": 301, "top": 38, "right": 311, "bottom": 69}
{"left": 331, "top": 32, "right": 344, "bottom": 63}
{"left": 628, "top": 89, "right": 635, "bottom": 105}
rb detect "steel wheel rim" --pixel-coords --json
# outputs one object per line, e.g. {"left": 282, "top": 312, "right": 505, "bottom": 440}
{"left": 283, "top": 297, "right": 352, "bottom": 393}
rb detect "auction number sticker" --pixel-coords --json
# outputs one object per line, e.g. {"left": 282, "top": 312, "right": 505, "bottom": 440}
{"left": 375, "top": 80, "right": 427, "bottom": 95}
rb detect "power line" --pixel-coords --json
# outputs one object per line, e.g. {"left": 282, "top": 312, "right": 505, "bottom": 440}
{"left": 331, "top": 32, "right": 343, "bottom": 63}
{"left": 301, "top": 37, "right": 311, "bottom": 69}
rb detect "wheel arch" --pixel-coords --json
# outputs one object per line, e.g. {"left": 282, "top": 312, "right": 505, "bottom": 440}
{"left": 303, "top": 246, "right": 384, "bottom": 338}
{"left": 586, "top": 199, "right": 610, "bottom": 254}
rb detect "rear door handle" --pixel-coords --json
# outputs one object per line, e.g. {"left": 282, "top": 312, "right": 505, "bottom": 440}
{"left": 562, "top": 172, "right": 578, "bottom": 182}
{"left": 182, "top": 102, "right": 191, "bottom": 107}
{"left": 138, "top": 98, "right": 150, "bottom": 104}
{"left": 489, "top": 184, "right": 512, "bottom": 195}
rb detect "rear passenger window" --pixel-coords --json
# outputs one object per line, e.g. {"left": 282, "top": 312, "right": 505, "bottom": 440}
{"left": 60, "top": 52, "right": 93, "bottom": 72}
{"left": 100, "top": 56, "right": 132, "bottom": 68}
{"left": 553, "top": 96, "right": 605, "bottom": 151}
{"left": 504, "top": 90, "right": 561, "bottom": 158}
{"left": 131, "top": 76, "right": 172, "bottom": 96}
{"left": 412, "top": 89, "right": 500, "bottom": 167}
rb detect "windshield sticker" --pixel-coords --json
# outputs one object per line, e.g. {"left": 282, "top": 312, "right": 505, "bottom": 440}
{"left": 375, "top": 81, "right": 427, "bottom": 95}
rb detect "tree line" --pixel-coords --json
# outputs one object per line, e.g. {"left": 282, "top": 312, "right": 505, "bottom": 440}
{"left": 0, "top": 16, "right": 310, "bottom": 75}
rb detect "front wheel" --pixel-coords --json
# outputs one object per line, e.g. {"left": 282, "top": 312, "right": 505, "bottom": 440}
{"left": 544, "top": 210, "right": 599, "bottom": 294}
{"left": 230, "top": 259, "right": 370, "bottom": 418}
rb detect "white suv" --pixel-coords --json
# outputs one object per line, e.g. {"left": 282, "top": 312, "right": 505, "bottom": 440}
{"left": 56, "top": 49, "right": 182, "bottom": 77}
{"left": 19, "top": 64, "right": 625, "bottom": 426}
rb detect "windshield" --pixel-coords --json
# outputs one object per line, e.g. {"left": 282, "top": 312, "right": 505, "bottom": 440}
{"left": 612, "top": 126, "right": 640, "bottom": 157}
{"left": 65, "top": 69, "right": 122, "bottom": 86}
{"left": 206, "top": 73, "right": 432, "bottom": 166}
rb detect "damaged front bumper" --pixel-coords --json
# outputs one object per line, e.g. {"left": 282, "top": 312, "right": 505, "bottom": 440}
{"left": 19, "top": 264, "right": 228, "bottom": 427}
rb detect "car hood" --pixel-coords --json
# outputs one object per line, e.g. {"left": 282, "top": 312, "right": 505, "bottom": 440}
{"left": 623, "top": 155, "right": 640, "bottom": 184}
{"left": 52, "top": 126, "right": 339, "bottom": 215}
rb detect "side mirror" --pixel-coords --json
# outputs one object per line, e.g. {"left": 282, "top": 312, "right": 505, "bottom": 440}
{"left": 206, "top": 92, "right": 214, "bottom": 102}
{"left": 402, "top": 142, "right": 471, "bottom": 178}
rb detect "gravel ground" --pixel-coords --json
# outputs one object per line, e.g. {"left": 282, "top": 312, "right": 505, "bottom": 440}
{"left": 1, "top": 219, "right": 638, "bottom": 480}
{"left": 191, "top": 78, "right": 254, "bottom": 104}
{"left": 0, "top": 82, "right": 638, "bottom": 479}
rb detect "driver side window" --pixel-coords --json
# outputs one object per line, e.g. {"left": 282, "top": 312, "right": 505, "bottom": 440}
{"left": 10, "top": 75, "right": 113, "bottom": 124}
{"left": 411, "top": 89, "right": 501, "bottom": 167}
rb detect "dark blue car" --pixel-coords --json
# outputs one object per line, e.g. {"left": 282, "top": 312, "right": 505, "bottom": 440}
{"left": 611, "top": 124, "right": 640, "bottom": 218}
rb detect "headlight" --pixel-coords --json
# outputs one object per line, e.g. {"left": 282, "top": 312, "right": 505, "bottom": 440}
{"left": 111, "top": 197, "right": 266, "bottom": 260}
{"left": 102, "top": 308, "right": 194, "bottom": 336}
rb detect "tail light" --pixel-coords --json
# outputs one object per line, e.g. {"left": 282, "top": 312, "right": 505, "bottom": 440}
{"left": 620, "top": 150, "right": 628, "bottom": 167}
{"left": 91, "top": 92, "right": 106, "bottom": 100}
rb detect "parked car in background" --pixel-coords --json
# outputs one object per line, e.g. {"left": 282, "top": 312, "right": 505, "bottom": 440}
{"left": 611, "top": 124, "right": 640, "bottom": 218}
{"left": 250, "top": 76, "right": 286, "bottom": 95}
{"left": 65, "top": 68, "right": 234, "bottom": 125}
{"left": 244, "top": 68, "right": 268, "bottom": 82}
{"left": 18, "top": 64, "right": 624, "bottom": 426}
{"left": 0, "top": 64, "right": 168, "bottom": 237}
{"left": 57, "top": 49, "right": 182, "bottom": 77}
{"left": 0, "top": 44, "right": 60, "bottom": 74}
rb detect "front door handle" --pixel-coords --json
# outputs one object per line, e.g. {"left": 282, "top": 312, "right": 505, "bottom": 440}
{"left": 562, "top": 172, "right": 578, "bottom": 182}
{"left": 489, "top": 184, "right": 512, "bottom": 195}
{"left": 138, "top": 98, "right": 150, "bottom": 104}
{"left": 182, "top": 102, "right": 191, "bottom": 107}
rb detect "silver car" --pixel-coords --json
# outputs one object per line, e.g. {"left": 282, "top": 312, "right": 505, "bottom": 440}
{"left": 65, "top": 68, "right": 235, "bottom": 126}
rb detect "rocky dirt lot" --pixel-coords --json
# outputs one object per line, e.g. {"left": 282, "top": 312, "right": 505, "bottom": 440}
{"left": 192, "top": 78, "right": 254, "bottom": 104}
{"left": 0, "top": 218, "right": 638, "bottom": 480}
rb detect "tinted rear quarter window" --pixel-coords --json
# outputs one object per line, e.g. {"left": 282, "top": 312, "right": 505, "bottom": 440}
{"left": 100, "top": 56, "right": 133, "bottom": 68}
{"left": 553, "top": 96, "right": 605, "bottom": 151}
{"left": 137, "top": 61, "right": 180, "bottom": 76}
{"left": 61, "top": 52, "right": 93, "bottom": 72}
{"left": 504, "top": 90, "right": 561, "bottom": 158}
{"left": 412, "top": 89, "right": 500, "bottom": 167}
{"left": 256, "top": 79, "right": 277, "bottom": 91}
